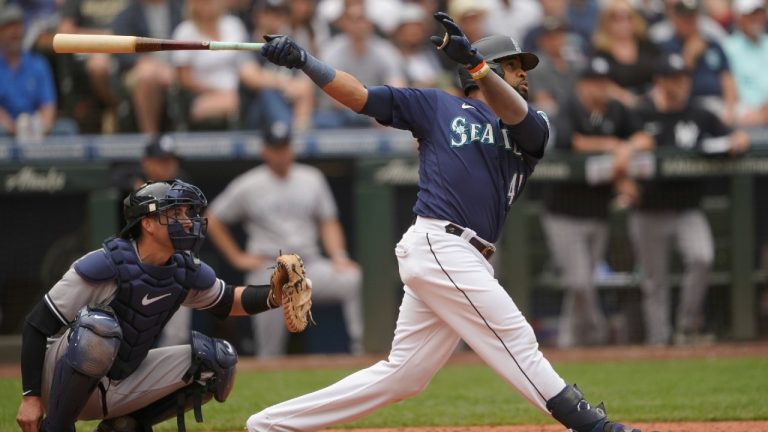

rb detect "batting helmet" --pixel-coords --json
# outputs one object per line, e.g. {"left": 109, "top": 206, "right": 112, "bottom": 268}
{"left": 458, "top": 35, "right": 539, "bottom": 95}
{"left": 120, "top": 180, "right": 208, "bottom": 253}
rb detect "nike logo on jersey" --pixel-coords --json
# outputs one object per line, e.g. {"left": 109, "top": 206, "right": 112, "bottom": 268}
{"left": 141, "top": 292, "right": 172, "bottom": 306}
{"left": 461, "top": 103, "right": 475, "bottom": 109}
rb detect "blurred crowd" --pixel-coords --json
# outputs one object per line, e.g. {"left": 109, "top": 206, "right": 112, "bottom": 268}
{"left": 0, "top": 0, "right": 765, "bottom": 139}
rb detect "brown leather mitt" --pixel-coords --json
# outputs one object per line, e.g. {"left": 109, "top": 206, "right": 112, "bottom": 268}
{"left": 270, "top": 254, "right": 314, "bottom": 332}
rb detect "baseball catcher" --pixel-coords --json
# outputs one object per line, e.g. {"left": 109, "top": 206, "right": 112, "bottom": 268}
{"left": 16, "top": 180, "right": 312, "bottom": 432}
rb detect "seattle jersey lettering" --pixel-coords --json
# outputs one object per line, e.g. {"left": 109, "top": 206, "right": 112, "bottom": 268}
{"left": 450, "top": 117, "right": 494, "bottom": 147}
{"left": 449, "top": 117, "right": 520, "bottom": 154}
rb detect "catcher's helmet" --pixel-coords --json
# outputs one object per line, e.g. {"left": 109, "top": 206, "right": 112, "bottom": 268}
{"left": 458, "top": 35, "right": 539, "bottom": 95}
{"left": 120, "top": 180, "right": 208, "bottom": 253}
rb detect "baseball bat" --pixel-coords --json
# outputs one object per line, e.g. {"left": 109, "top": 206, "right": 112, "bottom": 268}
{"left": 53, "top": 34, "right": 264, "bottom": 54}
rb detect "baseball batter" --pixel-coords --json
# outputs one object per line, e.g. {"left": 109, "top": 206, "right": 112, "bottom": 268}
{"left": 16, "top": 180, "right": 306, "bottom": 432}
{"left": 246, "top": 12, "right": 642, "bottom": 432}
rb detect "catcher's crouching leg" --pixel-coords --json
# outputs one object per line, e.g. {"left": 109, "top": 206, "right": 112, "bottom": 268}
{"left": 96, "top": 331, "right": 237, "bottom": 432}
{"left": 41, "top": 305, "right": 122, "bottom": 432}
{"left": 547, "top": 384, "right": 641, "bottom": 432}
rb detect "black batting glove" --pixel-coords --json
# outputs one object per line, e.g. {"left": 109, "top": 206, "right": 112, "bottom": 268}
{"left": 261, "top": 35, "right": 308, "bottom": 69}
{"left": 429, "top": 12, "right": 483, "bottom": 69}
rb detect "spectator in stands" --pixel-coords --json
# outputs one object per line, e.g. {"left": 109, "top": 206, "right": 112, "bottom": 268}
{"left": 723, "top": 0, "right": 768, "bottom": 127}
{"left": 541, "top": 57, "right": 653, "bottom": 348}
{"left": 58, "top": 0, "right": 127, "bottom": 132}
{"left": 391, "top": 2, "right": 444, "bottom": 88}
{"left": 522, "top": 0, "right": 600, "bottom": 52}
{"left": 486, "top": 0, "right": 542, "bottom": 43}
{"left": 317, "top": 0, "right": 402, "bottom": 36}
{"left": 18, "top": 0, "right": 59, "bottom": 53}
{"left": 0, "top": 4, "right": 76, "bottom": 139}
{"left": 240, "top": 0, "right": 314, "bottom": 132}
{"left": 112, "top": 0, "right": 183, "bottom": 134}
{"left": 528, "top": 17, "right": 584, "bottom": 128}
{"left": 315, "top": 1, "right": 405, "bottom": 128}
{"left": 171, "top": 0, "right": 247, "bottom": 129}
{"left": 657, "top": 0, "right": 738, "bottom": 123}
{"left": 649, "top": 0, "right": 729, "bottom": 44}
{"left": 589, "top": 0, "right": 661, "bottom": 108}
{"left": 226, "top": 0, "right": 258, "bottom": 35}
{"left": 287, "top": 0, "right": 331, "bottom": 56}
{"left": 446, "top": 0, "right": 490, "bottom": 43}
{"left": 631, "top": 53, "right": 750, "bottom": 346}
{"left": 206, "top": 124, "right": 365, "bottom": 357}
{"left": 566, "top": 0, "right": 600, "bottom": 45}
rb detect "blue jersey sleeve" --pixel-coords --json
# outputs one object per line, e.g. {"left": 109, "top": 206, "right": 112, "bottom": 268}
{"left": 502, "top": 106, "right": 549, "bottom": 160}
{"left": 381, "top": 87, "right": 440, "bottom": 139}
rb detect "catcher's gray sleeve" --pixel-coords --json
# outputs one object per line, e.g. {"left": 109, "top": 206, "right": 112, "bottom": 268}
{"left": 184, "top": 278, "right": 227, "bottom": 310}
{"left": 46, "top": 266, "right": 117, "bottom": 325}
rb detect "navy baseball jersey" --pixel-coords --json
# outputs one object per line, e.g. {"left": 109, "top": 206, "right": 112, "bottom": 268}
{"left": 382, "top": 87, "right": 548, "bottom": 242}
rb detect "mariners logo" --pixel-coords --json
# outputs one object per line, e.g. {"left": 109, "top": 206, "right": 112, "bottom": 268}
{"left": 449, "top": 117, "right": 494, "bottom": 147}
{"left": 449, "top": 116, "right": 523, "bottom": 154}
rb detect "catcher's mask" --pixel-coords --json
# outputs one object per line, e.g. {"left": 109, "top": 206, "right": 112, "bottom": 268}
{"left": 458, "top": 35, "right": 539, "bottom": 96}
{"left": 120, "top": 180, "right": 208, "bottom": 254}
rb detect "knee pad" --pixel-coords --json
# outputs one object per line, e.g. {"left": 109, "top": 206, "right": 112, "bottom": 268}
{"left": 186, "top": 331, "right": 238, "bottom": 402}
{"left": 67, "top": 305, "right": 122, "bottom": 377}
{"left": 546, "top": 384, "right": 607, "bottom": 432}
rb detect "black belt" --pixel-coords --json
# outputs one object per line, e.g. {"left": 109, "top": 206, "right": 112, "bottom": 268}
{"left": 444, "top": 223, "right": 495, "bottom": 260}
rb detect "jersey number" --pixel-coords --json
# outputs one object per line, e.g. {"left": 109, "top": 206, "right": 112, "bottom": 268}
{"left": 507, "top": 173, "right": 524, "bottom": 208}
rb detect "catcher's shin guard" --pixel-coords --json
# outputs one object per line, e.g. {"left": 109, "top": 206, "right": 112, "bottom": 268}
{"left": 546, "top": 384, "right": 641, "bottom": 432}
{"left": 186, "top": 331, "right": 238, "bottom": 402}
{"left": 44, "top": 306, "right": 122, "bottom": 431}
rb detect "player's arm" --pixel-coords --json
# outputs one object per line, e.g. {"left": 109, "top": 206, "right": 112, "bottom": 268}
{"left": 18, "top": 300, "right": 66, "bottom": 431}
{"left": 259, "top": 35, "right": 370, "bottom": 113}
{"left": 190, "top": 278, "right": 279, "bottom": 318}
{"left": 475, "top": 65, "right": 529, "bottom": 125}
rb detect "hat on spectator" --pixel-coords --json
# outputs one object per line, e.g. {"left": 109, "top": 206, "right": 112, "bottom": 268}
{"left": 258, "top": 0, "right": 288, "bottom": 13}
{"left": 653, "top": 52, "right": 691, "bottom": 76}
{"left": 263, "top": 120, "right": 292, "bottom": 148}
{"left": 448, "top": 0, "right": 490, "bottom": 19}
{"left": 144, "top": 134, "right": 179, "bottom": 158}
{"left": 397, "top": 3, "right": 426, "bottom": 27}
{"left": 0, "top": 3, "right": 23, "bottom": 27}
{"left": 539, "top": 16, "right": 569, "bottom": 34}
{"left": 672, "top": 0, "right": 700, "bottom": 15}
{"left": 733, "top": 0, "right": 765, "bottom": 15}
{"left": 579, "top": 56, "right": 612, "bottom": 80}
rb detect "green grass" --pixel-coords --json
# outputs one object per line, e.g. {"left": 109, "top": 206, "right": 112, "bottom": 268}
{"left": 2, "top": 357, "right": 767, "bottom": 430}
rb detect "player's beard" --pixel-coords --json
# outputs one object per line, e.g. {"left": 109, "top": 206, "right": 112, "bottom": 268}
{"left": 513, "top": 83, "right": 529, "bottom": 101}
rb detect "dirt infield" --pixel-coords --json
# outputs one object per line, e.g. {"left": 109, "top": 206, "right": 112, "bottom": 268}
{"left": 2, "top": 342, "right": 766, "bottom": 431}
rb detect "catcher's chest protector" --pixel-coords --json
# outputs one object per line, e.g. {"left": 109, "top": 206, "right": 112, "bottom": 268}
{"left": 77, "top": 238, "right": 213, "bottom": 380}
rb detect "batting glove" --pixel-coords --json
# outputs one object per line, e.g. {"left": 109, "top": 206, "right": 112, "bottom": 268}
{"left": 429, "top": 12, "right": 484, "bottom": 69}
{"left": 261, "top": 35, "right": 307, "bottom": 69}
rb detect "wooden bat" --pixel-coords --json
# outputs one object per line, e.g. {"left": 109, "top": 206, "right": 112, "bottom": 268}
{"left": 53, "top": 34, "right": 264, "bottom": 54}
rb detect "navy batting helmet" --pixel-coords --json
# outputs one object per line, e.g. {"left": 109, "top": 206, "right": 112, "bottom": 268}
{"left": 458, "top": 35, "right": 539, "bottom": 95}
{"left": 120, "top": 180, "right": 208, "bottom": 253}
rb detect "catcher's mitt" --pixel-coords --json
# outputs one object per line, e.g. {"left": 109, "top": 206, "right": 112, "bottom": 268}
{"left": 270, "top": 254, "right": 314, "bottom": 332}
